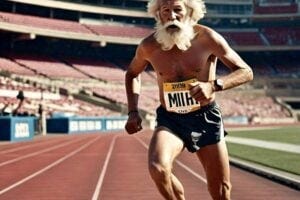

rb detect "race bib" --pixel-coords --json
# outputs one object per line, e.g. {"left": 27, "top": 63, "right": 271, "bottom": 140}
{"left": 163, "top": 79, "right": 200, "bottom": 114}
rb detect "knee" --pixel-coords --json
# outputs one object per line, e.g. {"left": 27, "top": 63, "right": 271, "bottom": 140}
{"left": 208, "top": 181, "right": 232, "bottom": 200}
{"left": 148, "top": 161, "right": 172, "bottom": 182}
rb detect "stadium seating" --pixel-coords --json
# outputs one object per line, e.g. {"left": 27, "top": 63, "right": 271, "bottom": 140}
{"left": 0, "top": 0, "right": 298, "bottom": 125}
{"left": 0, "top": 57, "right": 36, "bottom": 76}
{"left": 0, "top": 11, "right": 92, "bottom": 34}
{"left": 65, "top": 58, "right": 126, "bottom": 83}
{"left": 1, "top": 11, "right": 298, "bottom": 49}
{"left": 0, "top": 11, "right": 152, "bottom": 39}
{"left": 0, "top": 77, "right": 118, "bottom": 117}
{"left": 91, "top": 86, "right": 160, "bottom": 113}
{"left": 254, "top": 1, "right": 298, "bottom": 14}
{"left": 290, "top": 27, "right": 300, "bottom": 44}
{"left": 216, "top": 92, "right": 292, "bottom": 121}
{"left": 220, "top": 30, "right": 264, "bottom": 46}
{"left": 10, "top": 55, "right": 89, "bottom": 79}
{"left": 87, "top": 23, "right": 152, "bottom": 38}
{"left": 262, "top": 27, "right": 291, "bottom": 45}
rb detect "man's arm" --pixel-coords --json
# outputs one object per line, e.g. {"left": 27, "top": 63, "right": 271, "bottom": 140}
{"left": 125, "top": 42, "right": 149, "bottom": 134}
{"left": 207, "top": 28, "right": 254, "bottom": 91}
{"left": 189, "top": 27, "right": 253, "bottom": 102}
{"left": 125, "top": 43, "right": 149, "bottom": 113}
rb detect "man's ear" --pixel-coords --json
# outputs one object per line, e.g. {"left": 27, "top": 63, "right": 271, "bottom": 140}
{"left": 155, "top": 10, "right": 160, "bottom": 21}
{"left": 189, "top": 9, "right": 194, "bottom": 19}
{"left": 186, "top": 7, "right": 196, "bottom": 24}
{"left": 186, "top": 6, "right": 194, "bottom": 20}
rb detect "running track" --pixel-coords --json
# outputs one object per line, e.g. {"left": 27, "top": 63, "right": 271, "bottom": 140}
{"left": 0, "top": 130, "right": 299, "bottom": 200}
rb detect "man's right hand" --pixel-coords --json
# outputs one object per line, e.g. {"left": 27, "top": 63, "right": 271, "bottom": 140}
{"left": 125, "top": 111, "right": 143, "bottom": 134}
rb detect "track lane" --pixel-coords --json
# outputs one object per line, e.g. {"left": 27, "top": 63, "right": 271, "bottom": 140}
{"left": 0, "top": 136, "right": 80, "bottom": 164}
{"left": 0, "top": 134, "right": 114, "bottom": 200}
{"left": 137, "top": 130, "right": 300, "bottom": 199}
{"left": 0, "top": 135, "right": 94, "bottom": 190}
{"left": 0, "top": 135, "right": 86, "bottom": 167}
{"left": 0, "top": 135, "right": 65, "bottom": 152}
{"left": 98, "top": 134, "right": 162, "bottom": 200}
{"left": 135, "top": 131, "right": 212, "bottom": 199}
{"left": 0, "top": 130, "right": 299, "bottom": 199}
{"left": 0, "top": 136, "right": 69, "bottom": 155}
{"left": 92, "top": 134, "right": 117, "bottom": 200}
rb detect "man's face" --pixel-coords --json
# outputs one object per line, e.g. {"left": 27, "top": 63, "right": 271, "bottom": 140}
{"left": 154, "top": 0, "right": 195, "bottom": 51}
{"left": 158, "top": 0, "right": 187, "bottom": 32}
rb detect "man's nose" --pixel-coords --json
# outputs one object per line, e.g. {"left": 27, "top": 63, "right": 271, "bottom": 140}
{"left": 168, "top": 11, "right": 176, "bottom": 21}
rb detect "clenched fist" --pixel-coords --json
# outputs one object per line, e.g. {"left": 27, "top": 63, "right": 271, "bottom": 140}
{"left": 189, "top": 81, "right": 214, "bottom": 102}
{"left": 125, "top": 111, "right": 143, "bottom": 134}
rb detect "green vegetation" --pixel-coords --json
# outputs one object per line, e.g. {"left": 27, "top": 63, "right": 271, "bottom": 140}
{"left": 226, "top": 126, "right": 300, "bottom": 175}
{"left": 227, "top": 143, "right": 300, "bottom": 175}
{"left": 228, "top": 126, "right": 300, "bottom": 145}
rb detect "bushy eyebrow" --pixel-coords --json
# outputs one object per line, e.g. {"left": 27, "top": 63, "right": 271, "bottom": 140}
{"left": 160, "top": 4, "right": 184, "bottom": 10}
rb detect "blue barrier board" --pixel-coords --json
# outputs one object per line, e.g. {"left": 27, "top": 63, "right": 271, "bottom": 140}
{"left": 0, "top": 116, "right": 34, "bottom": 141}
{"left": 47, "top": 116, "right": 127, "bottom": 134}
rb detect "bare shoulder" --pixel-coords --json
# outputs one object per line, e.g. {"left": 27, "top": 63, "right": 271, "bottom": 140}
{"left": 194, "top": 24, "right": 226, "bottom": 45}
{"left": 141, "top": 33, "right": 156, "bottom": 45}
{"left": 194, "top": 24, "right": 230, "bottom": 55}
{"left": 139, "top": 33, "right": 158, "bottom": 54}
{"left": 131, "top": 33, "right": 157, "bottom": 65}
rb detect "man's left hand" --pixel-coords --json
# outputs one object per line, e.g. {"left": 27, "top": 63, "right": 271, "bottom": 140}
{"left": 189, "top": 81, "right": 214, "bottom": 102}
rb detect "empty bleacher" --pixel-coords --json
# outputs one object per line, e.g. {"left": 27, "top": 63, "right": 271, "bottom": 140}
{"left": 262, "top": 27, "right": 292, "bottom": 45}
{"left": 1, "top": 10, "right": 299, "bottom": 49}
{"left": 254, "top": 0, "right": 298, "bottom": 14}
{"left": 65, "top": 58, "right": 125, "bottom": 83}
{"left": 0, "top": 11, "right": 92, "bottom": 34}
{"left": 0, "top": 77, "right": 119, "bottom": 117}
{"left": 0, "top": 57, "right": 36, "bottom": 76}
{"left": 86, "top": 23, "right": 152, "bottom": 38}
{"left": 0, "top": 0, "right": 298, "bottom": 125}
{"left": 216, "top": 91, "right": 292, "bottom": 122}
{"left": 10, "top": 55, "right": 89, "bottom": 79}
{"left": 220, "top": 30, "right": 264, "bottom": 46}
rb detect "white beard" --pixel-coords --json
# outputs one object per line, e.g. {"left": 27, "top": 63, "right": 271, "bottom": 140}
{"left": 154, "top": 19, "right": 195, "bottom": 51}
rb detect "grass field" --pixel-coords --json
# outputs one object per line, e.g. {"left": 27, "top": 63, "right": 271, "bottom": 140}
{"left": 226, "top": 126, "right": 300, "bottom": 175}
{"left": 227, "top": 126, "right": 300, "bottom": 145}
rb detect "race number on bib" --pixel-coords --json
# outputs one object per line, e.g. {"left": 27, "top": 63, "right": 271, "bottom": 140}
{"left": 163, "top": 79, "right": 200, "bottom": 114}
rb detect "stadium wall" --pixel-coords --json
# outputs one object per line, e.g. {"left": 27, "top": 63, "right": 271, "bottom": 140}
{"left": 47, "top": 116, "right": 127, "bottom": 134}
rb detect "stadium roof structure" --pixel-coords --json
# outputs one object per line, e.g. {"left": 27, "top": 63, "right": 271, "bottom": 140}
{"left": 6, "top": 0, "right": 300, "bottom": 19}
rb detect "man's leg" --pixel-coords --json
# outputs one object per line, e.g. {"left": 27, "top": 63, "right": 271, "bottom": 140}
{"left": 148, "top": 127, "right": 185, "bottom": 200}
{"left": 196, "top": 140, "right": 231, "bottom": 200}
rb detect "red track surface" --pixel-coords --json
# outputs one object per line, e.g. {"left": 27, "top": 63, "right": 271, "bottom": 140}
{"left": 0, "top": 130, "right": 299, "bottom": 200}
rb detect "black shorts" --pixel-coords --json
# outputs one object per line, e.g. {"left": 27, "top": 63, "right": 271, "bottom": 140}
{"left": 156, "top": 101, "right": 226, "bottom": 153}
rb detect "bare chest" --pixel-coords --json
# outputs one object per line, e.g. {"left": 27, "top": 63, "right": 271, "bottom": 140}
{"left": 149, "top": 48, "right": 212, "bottom": 82}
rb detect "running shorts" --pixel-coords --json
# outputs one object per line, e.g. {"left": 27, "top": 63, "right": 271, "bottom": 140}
{"left": 155, "top": 101, "right": 227, "bottom": 153}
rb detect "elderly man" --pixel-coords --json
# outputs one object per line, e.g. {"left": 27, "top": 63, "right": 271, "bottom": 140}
{"left": 125, "top": 0, "right": 253, "bottom": 199}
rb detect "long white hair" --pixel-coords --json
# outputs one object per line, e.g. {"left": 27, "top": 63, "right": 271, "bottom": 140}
{"left": 147, "top": 0, "right": 206, "bottom": 25}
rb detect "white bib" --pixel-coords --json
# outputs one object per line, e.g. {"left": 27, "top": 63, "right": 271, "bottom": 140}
{"left": 163, "top": 79, "right": 200, "bottom": 114}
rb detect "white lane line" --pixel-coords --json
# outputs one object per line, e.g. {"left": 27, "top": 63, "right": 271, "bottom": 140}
{"left": 174, "top": 160, "right": 207, "bottom": 184}
{"left": 0, "top": 135, "right": 101, "bottom": 196}
{"left": 0, "top": 137, "right": 86, "bottom": 167}
{"left": 134, "top": 137, "right": 207, "bottom": 184}
{"left": 0, "top": 137, "right": 68, "bottom": 154}
{"left": 91, "top": 135, "right": 117, "bottom": 200}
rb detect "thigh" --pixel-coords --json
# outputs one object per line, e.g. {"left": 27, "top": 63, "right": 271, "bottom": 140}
{"left": 148, "top": 127, "right": 185, "bottom": 167}
{"left": 196, "top": 140, "right": 230, "bottom": 184}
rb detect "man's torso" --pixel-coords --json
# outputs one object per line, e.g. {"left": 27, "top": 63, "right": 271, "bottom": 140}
{"left": 143, "top": 26, "right": 217, "bottom": 110}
